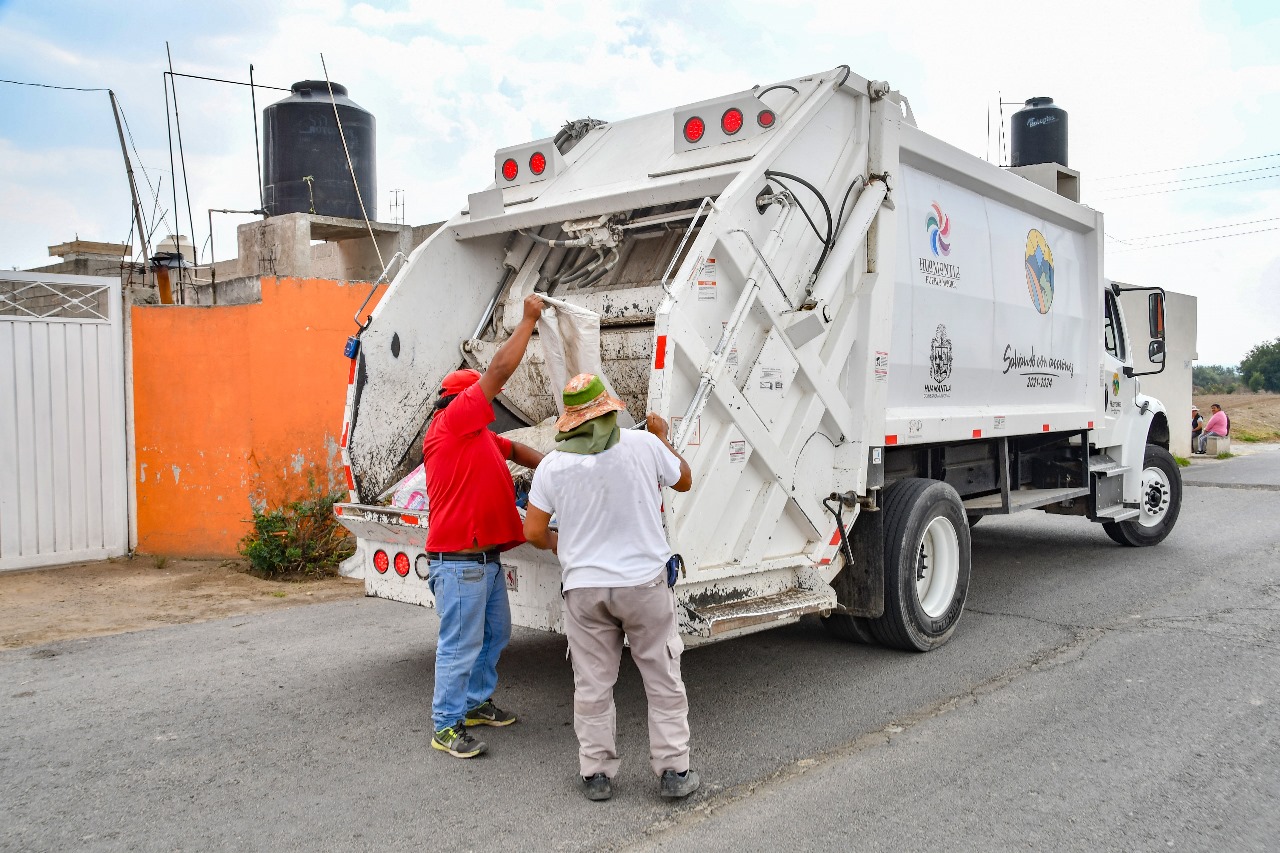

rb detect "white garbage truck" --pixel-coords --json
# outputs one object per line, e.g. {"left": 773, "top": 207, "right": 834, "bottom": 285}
{"left": 333, "top": 65, "right": 1179, "bottom": 651}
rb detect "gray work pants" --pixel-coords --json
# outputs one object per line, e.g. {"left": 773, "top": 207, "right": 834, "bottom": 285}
{"left": 563, "top": 572, "right": 691, "bottom": 778}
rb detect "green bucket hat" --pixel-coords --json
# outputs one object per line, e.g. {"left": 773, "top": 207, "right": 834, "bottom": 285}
{"left": 555, "top": 373, "right": 626, "bottom": 432}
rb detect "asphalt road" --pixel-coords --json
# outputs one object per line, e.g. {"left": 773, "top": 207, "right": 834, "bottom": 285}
{"left": 3, "top": 453, "right": 1278, "bottom": 852}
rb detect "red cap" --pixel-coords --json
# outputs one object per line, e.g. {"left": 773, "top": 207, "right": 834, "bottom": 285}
{"left": 440, "top": 369, "right": 482, "bottom": 395}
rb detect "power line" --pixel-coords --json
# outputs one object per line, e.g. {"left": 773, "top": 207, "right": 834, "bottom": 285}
{"left": 1109, "top": 226, "right": 1280, "bottom": 251}
{"left": 0, "top": 77, "right": 109, "bottom": 92}
{"left": 1106, "top": 216, "right": 1280, "bottom": 242}
{"left": 1099, "top": 172, "right": 1280, "bottom": 200}
{"left": 1099, "top": 164, "right": 1280, "bottom": 195}
{"left": 114, "top": 97, "right": 175, "bottom": 239}
{"left": 168, "top": 71, "right": 289, "bottom": 92}
{"left": 1094, "top": 151, "right": 1280, "bottom": 181}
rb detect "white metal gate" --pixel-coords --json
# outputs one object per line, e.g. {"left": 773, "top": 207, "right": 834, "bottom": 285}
{"left": 0, "top": 271, "right": 128, "bottom": 571}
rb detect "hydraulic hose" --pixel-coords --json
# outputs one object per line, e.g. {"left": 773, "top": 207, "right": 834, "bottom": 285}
{"left": 573, "top": 246, "right": 620, "bottom": 288}
{"left": 520, "top": 228, "right": 593, "bottom": 249}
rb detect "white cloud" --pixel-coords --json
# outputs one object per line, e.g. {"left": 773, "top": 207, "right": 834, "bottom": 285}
{"left": 0, "top": 0, "right": 1276, "bottom": 363}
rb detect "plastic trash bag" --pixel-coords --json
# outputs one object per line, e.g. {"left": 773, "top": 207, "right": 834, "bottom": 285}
{"left": 389, "top": 463, "right": 428, "bottom": 510}
{"left": 537, "top": 295, "right": 634, "bottom": 426}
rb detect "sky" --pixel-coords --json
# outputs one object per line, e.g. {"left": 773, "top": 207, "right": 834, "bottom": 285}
{"left": 0, "top": 0, "right": 1277, "bottom": 366}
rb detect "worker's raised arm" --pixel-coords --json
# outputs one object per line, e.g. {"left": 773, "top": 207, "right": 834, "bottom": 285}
{"left": 479, "top": 294, "right": 544, "bottom": 401}
{"left": 646, "top": 413, "right": 693, "bottom": 493}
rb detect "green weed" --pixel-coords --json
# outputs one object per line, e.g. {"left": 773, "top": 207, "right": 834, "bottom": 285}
{"left": 239, "top": 490, "right": 354, "bottom": 580}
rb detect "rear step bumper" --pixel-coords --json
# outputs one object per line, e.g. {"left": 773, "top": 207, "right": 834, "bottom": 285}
{"left": 685, "top": 571, "right": 838, "bottom": 638}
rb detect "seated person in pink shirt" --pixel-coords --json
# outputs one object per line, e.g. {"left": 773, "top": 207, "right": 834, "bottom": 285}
{"left": 1196, "top": 403, "right": 1230, "bottom": 453}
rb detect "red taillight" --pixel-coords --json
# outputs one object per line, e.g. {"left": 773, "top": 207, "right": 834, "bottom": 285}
{"left": 500, "top": 158, "right": 518, "bottom": 181}
{"left": 683, "top": 116, "right": 705, "bottom": 143}
{"left": 757, "top": 109, "right": 776, "bottom": 128}
{"left": 373, "top": 549, "right": 389, "bottom": 574}
{"left": 394, "top": 552, "right": 410, "bottom": 577}
{"left": 721, "top": 108, "right": 744, "bottom": 135}
{"left": 529, "top": 151, "right": 546, "bottom": 175}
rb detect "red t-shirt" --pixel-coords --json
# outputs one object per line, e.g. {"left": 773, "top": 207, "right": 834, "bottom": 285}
{"left": 422, "top": 382, "right": 525, "bottom": 553}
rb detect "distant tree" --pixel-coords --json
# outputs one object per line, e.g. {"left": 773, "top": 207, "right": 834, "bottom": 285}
{"left": 1249, "top": 372, "right": 1265, "bottom": 392}
{"left": 1239, "top": 339, "right": 1280, "bottom": 393}
{"left": 1192, "top": 364, "right": 1242, "bottom": 394}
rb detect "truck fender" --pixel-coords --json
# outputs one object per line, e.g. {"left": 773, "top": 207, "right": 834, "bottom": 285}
{"left": 1139, "top": 393, "right": 1171, "bottom": 450}
{"left": 831, "top": 503, "right": 885, "bottom": 618}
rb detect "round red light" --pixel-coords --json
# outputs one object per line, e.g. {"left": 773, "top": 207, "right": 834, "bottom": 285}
{"left": 394, "top": 552, "right": 410, "bottom": 577}
{"left": 721, "top": 108, "right": 744, "bottom": 135}
{"left": 373, "top": 549, "right": 389, "bottom": 574}
{"left": 529, "top": 151, "right": 546, "bottom": 175}
{"left": 500, "top": 158, "right": 518, "bottom": 181}
{"left": 683, "top": 116, "right": 705, "bottom": 143}
{"left": 757, "top": 109, "right": 776, "bottom": 128}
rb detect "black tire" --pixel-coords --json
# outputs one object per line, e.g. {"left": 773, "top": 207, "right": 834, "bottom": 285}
{"left": 821, "top": 611, "right": 877, "bottom": 644}
{"left": 1102, "top": 522, "right": 1128, "bottom": 546}
{"left": 1102, "top": 444, "right": 1182, "bottom": 547}
{"left": 868, "top": 478, "right": 972, "bottom": 651}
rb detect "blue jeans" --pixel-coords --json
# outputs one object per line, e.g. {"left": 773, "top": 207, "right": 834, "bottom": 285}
{"left": 428, "top": 556, "right": 511, "bottom": 732}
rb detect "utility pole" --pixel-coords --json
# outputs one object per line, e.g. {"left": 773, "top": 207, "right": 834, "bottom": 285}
{"left": 108, "top": 90, "right": 151, "bottom": 274}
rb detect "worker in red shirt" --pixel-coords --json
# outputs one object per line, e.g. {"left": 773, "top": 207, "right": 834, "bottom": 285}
{"left": 424, "top": 293, "right": 546, "bottom": 759}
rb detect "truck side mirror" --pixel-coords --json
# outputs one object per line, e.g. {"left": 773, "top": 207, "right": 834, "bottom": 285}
{"left": 1148, "top": 339, "right": 1165, "bottom": 364}
{"left": 1148, "top": 292, "right": 1165, "bottom": 340}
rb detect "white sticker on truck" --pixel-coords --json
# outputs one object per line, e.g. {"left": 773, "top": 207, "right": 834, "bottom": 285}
{"left": 874, "top": 351, "right": 889, "bottom": 381}
{"left": 729, "top": 440, "right": 747, "bottom": 463}
{"left": 672, "top": 415, "right": 701, "bottom": 446}
{"left": 697, "top": 257, "right": 718, "bottom": 301}
{"left": 722, "top": 322, "right": 738, "bottom": 367}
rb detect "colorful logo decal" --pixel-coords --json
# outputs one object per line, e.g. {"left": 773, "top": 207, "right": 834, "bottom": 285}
{"left": 929, "top": 324, "right": 954, "bottom": 383}
{"left": 927, "top": 203, "right": 951, "bottom": 257}
{"left": 1112, "top": 372, "right": 1121, "bottom": 396}
{"left": 1024, "top": 229, "right": 1054, "bottom": 314}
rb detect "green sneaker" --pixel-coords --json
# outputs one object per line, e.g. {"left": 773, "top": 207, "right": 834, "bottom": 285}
{"left": 464, "top": 699, "right": 517, "bottom": 727}
{"left": 432, "top": 725, "right": 487, "bottom": 758}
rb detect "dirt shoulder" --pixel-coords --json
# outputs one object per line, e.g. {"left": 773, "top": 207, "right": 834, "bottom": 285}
{"left": 0, "top": 557, "right": 363, "bottom": 650}
{"left": 1192, "top": 391, "right": 1280, "bottom": 443}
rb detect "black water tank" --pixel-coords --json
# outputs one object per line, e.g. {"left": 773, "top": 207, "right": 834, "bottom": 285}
{"left": 1010, "top": 97, "right": 1067, "bottom": 168}
{"left": 262, "top": 81, "right": 376, "bottom": 219}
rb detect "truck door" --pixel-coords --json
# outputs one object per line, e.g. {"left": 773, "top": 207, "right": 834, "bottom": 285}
{"left": 1099, "top": 288, "right": 1129, "bottom": 435}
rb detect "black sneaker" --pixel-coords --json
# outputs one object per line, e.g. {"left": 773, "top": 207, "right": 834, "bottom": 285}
{"left": 659, "top": 769, "right": 700, "bottom": 798}
{"left": 464, "top": 699, "right": 517, "bottom": 727}
{"left": 432, "top": 724, "right": 487, "bottom": 758}
{"left": 582, "top": 773, "right": 613, "bottom": 801}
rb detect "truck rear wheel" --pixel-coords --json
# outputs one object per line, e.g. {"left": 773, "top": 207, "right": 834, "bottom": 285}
{"left": 1102, "top": 444, "right": 1182, "bottom": 547}
{"left": 870, "top": 478, "right": 972, "bottom": 651}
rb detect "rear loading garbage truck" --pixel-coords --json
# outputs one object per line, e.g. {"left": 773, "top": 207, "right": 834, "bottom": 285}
{"left": 333, "top": 65, "right": 1179, "bottom": 651}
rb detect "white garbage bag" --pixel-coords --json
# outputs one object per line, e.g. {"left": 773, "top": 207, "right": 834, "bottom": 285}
{"left": 537, "top": 294, "right": 634, "bottom": 426}
{"left": 389, "top": 463, "right": 428, "bottom": 510}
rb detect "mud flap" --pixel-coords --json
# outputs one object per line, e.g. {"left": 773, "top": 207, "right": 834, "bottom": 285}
{"left": 831, "top": 506, "right": 884, "bottom": 618}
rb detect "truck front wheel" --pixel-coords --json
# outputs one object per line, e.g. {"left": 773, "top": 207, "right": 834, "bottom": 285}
{"left": 869, "top": 478, "right": 972, "bottom": 652}
{"left": 1102, "top": 444, "right": 1182, "bottom": 547}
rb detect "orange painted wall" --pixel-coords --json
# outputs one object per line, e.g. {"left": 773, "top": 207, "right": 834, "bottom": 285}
{"left": 131, "top": 277, "right": 384, "bottom": 556}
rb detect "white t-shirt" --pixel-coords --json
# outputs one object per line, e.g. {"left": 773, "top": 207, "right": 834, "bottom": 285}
{"left": 527, "top": 429, "right": 682, "bottom": 591}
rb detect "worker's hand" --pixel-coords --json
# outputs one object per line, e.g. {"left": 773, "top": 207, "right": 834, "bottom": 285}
{"left": 523, "top": 294, "right": 546, "bottom": 323}
{"left": 646, "top": 413, "right": 669, "bottom": 440}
